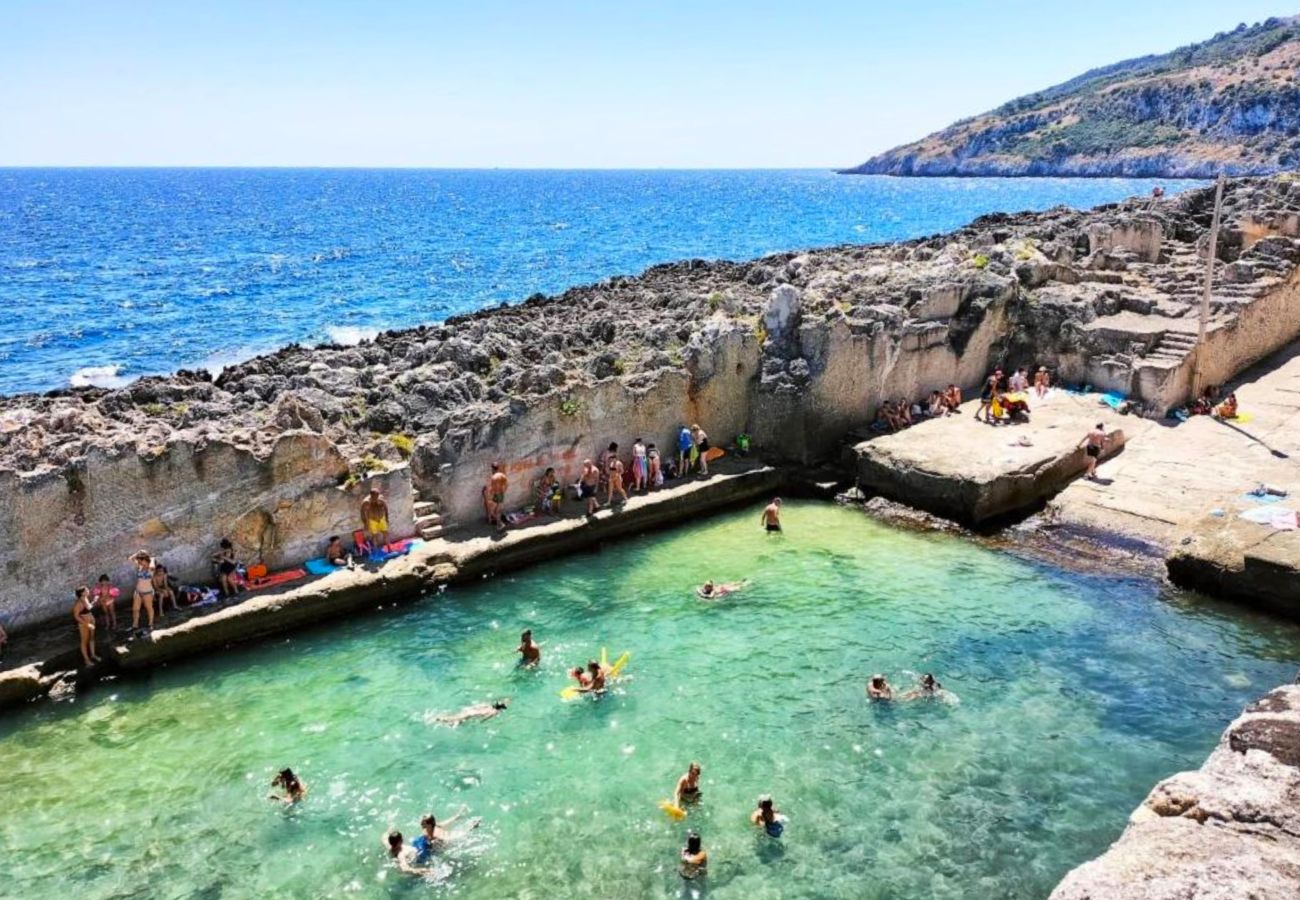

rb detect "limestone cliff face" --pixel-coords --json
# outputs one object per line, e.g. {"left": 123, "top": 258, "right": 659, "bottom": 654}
{"left": 1051, "top": 684, "right": 1300, "bottom": 900}
{"left": 3, "top": 178, "right": 1300, "bottom": 629}
{"left": 842, "top": 17, "right": 1300, "bottom": 179}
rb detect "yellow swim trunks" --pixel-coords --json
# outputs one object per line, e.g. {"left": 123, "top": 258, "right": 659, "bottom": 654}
{"left": 367, "top": 517, "right": 388, "bottom": 532}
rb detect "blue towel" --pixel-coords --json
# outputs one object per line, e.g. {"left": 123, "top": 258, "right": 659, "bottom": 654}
{"left": 1242, "top": 492, "right": 1285, "bottom": 505}
{"left": 1101, "top": 392, "right": 1127, "bottom": 410}
{"left": 304, "top": 557, "right": 339, "bottom": 576}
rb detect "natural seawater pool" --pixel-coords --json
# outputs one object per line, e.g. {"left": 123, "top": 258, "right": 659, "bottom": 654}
{"left": 2, "top": 501, "right": 1298, "bottom": 899}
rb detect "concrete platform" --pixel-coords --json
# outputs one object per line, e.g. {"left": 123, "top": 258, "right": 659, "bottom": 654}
{"left": 0, "top": 462, "right": 783, "bottom": 713}
{"left": 854, "top": 392, "right": 1129, "bottom": 526}
{"left": 1049, "top": 341, "right": 1300, "bottom": 617}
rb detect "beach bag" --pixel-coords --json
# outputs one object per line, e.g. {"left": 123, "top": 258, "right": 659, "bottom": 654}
{"left": 247, "top": 563, "right": 269, "bottom": 580}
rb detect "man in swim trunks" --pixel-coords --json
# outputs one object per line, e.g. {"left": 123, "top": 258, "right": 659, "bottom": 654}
{"left": 517, "top": 629, "right": 541, "bottom": 666}
{"left": 1078, "top": 423, "right": 1107, "bottom": 480}
{"left": 579, "top": 458, "right": 601, "bottom": 516}
{"left": 487, "top": 464, "right": 509, "bottom": 532}
{"left": 760, "top": 498, "right": 782, "bottom": 533}
{"left": 360, "top": 485, "right": 390, "bottom": 554}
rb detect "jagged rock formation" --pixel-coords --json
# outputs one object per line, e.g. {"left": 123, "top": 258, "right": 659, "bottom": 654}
{"left": 843, "top": 17, "right": 1300, "bottom": 178}
{"left": 2, "top": 178, "right": 1299, "bottom": 629}
{"left": 1051, "top": 683, "right": 1300, "bottom": 899}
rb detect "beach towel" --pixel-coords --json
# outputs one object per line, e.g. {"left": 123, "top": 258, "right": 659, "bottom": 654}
{"left": 1238, "top": 507, "right": 1297, "bottom": 529}
{"left": 703, "top": 447, "right": 725, "bottom": 463}
{"left": 304, "top": 558, "right": 340, "bottom": 576}
{"left": 505, "top": 508, "right": 540, "bottom": 527}
{"left": 1225, "top": 412, "right": 1255, "bottom": 424}
{"left": 247, "top": 568, "right": 308, "bottom": 591}
{"left": 1100, "top": 392, "right": 1127, "bottom": 410}
{"left": 1241, "top": 491, "right": 1286, "bottom": 505}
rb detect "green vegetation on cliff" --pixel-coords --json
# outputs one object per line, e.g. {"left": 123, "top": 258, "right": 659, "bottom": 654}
{"left": 843, "top": 16, "right": 1300, "bottom": 178}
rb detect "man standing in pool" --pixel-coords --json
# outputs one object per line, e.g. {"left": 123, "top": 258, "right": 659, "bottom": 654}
{"left": 760, "top": 498, "right": 782, "bottom": 533}
{"left": 517, "top": 629, "right": 541, "bottom": 666}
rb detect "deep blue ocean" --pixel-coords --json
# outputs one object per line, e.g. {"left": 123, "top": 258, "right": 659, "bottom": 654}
{"left": 0, "top": 169, "right": 1199, "bottom": 395}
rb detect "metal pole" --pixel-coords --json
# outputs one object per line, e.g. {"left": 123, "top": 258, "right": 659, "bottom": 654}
{"left": 1190, "top": 174, "right": 1226, "bottom": 400}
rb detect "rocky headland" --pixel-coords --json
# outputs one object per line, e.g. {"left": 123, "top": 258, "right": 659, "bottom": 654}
{"left": 3, "top": 176, "right": 1300, "bottom": 632}
{"left": 843, "top": 17, "right": 1300, "bottom": 179}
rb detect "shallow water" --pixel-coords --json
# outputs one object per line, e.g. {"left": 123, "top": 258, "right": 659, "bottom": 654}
{"left": 0, "top": 169, "right": 1200, "bottom": 393}
{"left": 3, "top": 501, "right": 1297, "bottom": 899}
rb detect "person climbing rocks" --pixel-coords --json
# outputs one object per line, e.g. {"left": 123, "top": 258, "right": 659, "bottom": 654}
{"left": 361, "top": 484, "right": 390, "bottom": 553}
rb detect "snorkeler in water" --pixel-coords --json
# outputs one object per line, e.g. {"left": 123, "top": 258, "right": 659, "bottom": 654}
{"left": 269, "top": 767, "right": 307, "bottom": 805}
{"left": 430, "top": 699, "right": 510, "bottom": 727}
{"left": 867, "top": 674, "right": 894, "bottom": 700}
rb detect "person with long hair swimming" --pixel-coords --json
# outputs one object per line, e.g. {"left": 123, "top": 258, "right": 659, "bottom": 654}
{"left": 750, "top": 794, "right": 786, "bottom": 837}
{"left": 679, "top": 830, "right": 708, "bottom": 879}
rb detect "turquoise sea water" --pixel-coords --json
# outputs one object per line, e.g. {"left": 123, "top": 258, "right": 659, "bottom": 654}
{"left": 0, "top": 169, "right": 1200, "bottom": 394}
{"left": 2, "top": 501, "right": 1297, "bottom": 899}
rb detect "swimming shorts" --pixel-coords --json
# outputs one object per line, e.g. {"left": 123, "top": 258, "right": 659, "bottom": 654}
{"left": 367, "top": 516, "right": 388, "bottom": 532}
{"left": 1085, "top": 445, "right": 1101, "bottom": 458}
{"left": 219, "top": 561, "right": 236, "bottom": 575}
{"left": 580, "top": 483, "right": 597, "bottom": 499}
{"left": 491, "top": 493, "right": 504, "bottom": 504}
{"left": 766, "top": 523, "right": 781, "bottom": 533}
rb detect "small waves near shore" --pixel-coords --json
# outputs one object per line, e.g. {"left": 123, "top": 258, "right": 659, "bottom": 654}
{"left": 0, "top": 169, "right": 1199, "bottom": 394}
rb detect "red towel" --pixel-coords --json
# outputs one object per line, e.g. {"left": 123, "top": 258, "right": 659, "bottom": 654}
{"left": 247, "top": 568, "right": 308, "bottom": 591}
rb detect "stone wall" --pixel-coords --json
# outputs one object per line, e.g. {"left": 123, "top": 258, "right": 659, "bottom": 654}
{"left": 0, "top": 433, "right": 412, "bottom": 631}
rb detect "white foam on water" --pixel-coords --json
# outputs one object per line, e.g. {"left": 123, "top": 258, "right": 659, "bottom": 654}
{"left": 325, "top": 325, "right": 380, "bottom": 346}
{"left": 69, "top": 364, "right": 130, "bottom": 389}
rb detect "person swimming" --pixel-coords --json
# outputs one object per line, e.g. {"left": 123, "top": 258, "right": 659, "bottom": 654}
{"left": 750, "top": 794, "right": 786, "bottom": 837}
{"left": 569, "top": 666, "right": 592, "bottom": 689}
{"left": 901, "top": 672, "right": 953, "bottom": 701}
{"left": 580, "top": 659, "right": 606, "bottom": 693}
{"left": 269, "top": 767, "right": 307, "bottom": 804}
{"left": 679, "top": 830, "right": 708, "bottom": 879}
{"left": 411, "top": 805, "right": 477, "bottom": 862}
{"left": 674, "top": 762, "right": 702, "bottom": 807}
{"left": 384, "top": 830, "right": 431, "bottom": 876}
{"left": 696, "top": 579, "right": 748, "bottom": 600}
{"left": 430, "top": 700, "right": 510, "bottom": 727}
{"left": 867, "top": 674, "right": 893, "bottom": 700}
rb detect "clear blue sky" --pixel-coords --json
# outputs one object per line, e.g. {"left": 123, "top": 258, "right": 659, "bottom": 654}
{"left": 0, "top": 1, "right": 1293, "bottom": 167}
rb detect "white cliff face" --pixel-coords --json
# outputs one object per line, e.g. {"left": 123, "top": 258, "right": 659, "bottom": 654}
{"left": 1050, "top": 684, "right": 1300, "bottom": 900}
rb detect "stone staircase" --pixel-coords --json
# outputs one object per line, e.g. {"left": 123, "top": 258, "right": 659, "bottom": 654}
{"left": 1146, "top": 328, "right": 1198, "bottom": 365}
{"left": 412, "top": 495, "right": 444, "bottom": 541}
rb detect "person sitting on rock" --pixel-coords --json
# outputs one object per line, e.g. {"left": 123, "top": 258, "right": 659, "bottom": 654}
{"left": 152, "top": 565, "right": 177, "bottom": 614}
{"left": 213, "top": 539, "right": 240, "bottom": 599}
{"left": 537, "top": 467, "right": 563, "bottom": 515}
{"left": 928, "top": 391, "right": 946, "bottom": 418}
{"left": 326, "top": 535, "right": 351, "bottom": 567}
{"left": 943, "top": 384, "right": 962, "bottom": 412}
{"left": 895, "top": 400, "right": 913, "bottom": 428}
{"left": 1034, "top": 367, "right": 1050, "bottom": 398}
{"left": 1009, "top": 367, "right": 1029, "bottom": 392}
{"left": 1213, "top": 392, "right": 1239, "bottom": 420}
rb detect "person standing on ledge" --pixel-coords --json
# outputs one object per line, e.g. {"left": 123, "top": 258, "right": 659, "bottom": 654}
{"left": 579, "top": 458, "right": 601, "bottom": 516}
{"left": 677, "top": 425, "right": 694, "bottom": 476}
{"left": 760, "top": 498, "right": 782, "bottom": 533}
{"left": 691, "top": 424, "right": 711, "bottom": 476}
{"left": 487, "top": 463, "right": 509, "bottom": 532}
{"left": 72, "top": 586, "right": 100, "bottom": 667}
{"left": 517, "top": 629, "right": 541, "bottom": 666}
{"left": 1078, "top": 422, "right": 1108, "bottom": 480}
{"left": 360, "top": 484, "right": 390, "bottom": 554}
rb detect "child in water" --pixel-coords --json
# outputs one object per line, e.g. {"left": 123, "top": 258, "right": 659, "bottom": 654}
{"left": 679, "top": 830, "right": 708, "bottom": 879}
{"left": 269, "top": 768, "right": 307, "bottom": 804}
{"left": 751, "top": 794, "right": 786, "bottom": 837}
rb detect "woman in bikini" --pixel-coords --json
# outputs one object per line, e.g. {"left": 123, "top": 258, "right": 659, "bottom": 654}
{"left": 606, "top": 456, "right": 629, "bottom": 506}
{"left": 72, "top": 586, "right": 100, "bottom": 666}
{"left": 152, "top": 564, "right": 177, "bottom": 614}
{"left": 1034, "top": 366, "right": 1050, "bottom": 399}
{"left": 674, "top": 762, "right": 703, "bottom": 807}
{"left": 130, "top": 550, "right": 156, "bottom": 631}
{"left": 647, "top": 443, "right": 662, "bottom": 488}
{"left": 213, "top": 538, "right": 239, "bottom": 599}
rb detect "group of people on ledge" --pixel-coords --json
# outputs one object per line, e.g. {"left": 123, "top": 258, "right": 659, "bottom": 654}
{"left": 66, "top": 540, "right": 249, "bottom": 666}
{"left": 872, "top": 366, "right": 1053, "bottom": 433}
{"left": 481, "top": 423, "right": 735, "bottom": 530}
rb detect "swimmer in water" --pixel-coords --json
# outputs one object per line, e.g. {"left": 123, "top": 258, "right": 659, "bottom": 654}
{"left": 269, "top": 767, "right": 307, "bottom": 804}
{"left": 411, "top": 806, "right": 478, "bottom": 862}
{"left": 901, "top": 673, "right": 943, "bottom": 700}
{"left": 569, "top": 666, "right": 592, "bottom": 689}
{"left": 696, "top": 579, "right": 748, "bottom": 600}
{"left": 384, "top": 830, "right": 432, "bottom": 876}
{"left": 579, "top": 659, "right": 606, "bottom": 693}
{"left": 674, "top": 762, "right": 703, "bottom": 807}
{"left": 760, "top": 497, "right": 783, "bottom": 533}
{"left": 750, "top": 794, "right": 786, "bottom": 837}
{"left": 517, "top": 629, "right": 541, "bottom": 666}
{"left": 679, "top": 830, "right": 708, "bottom": 879}
{"left": 431, "top": 699, "right": 510, "bottom": 727}
{"left": 867, "top": 674, "right": 894, "bottom": 701}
